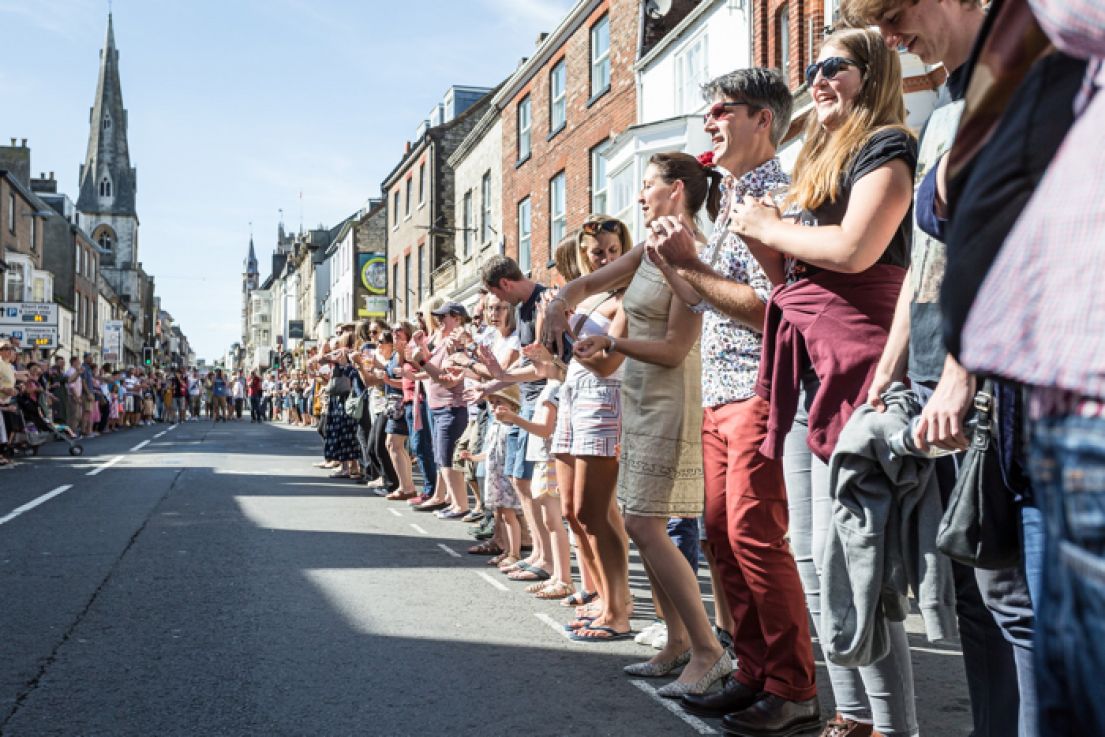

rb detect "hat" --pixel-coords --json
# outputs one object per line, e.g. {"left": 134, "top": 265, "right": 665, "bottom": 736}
{"left": 0, "top": 339, "right": 13, "bottom": 350}
{"left": 430, "top": 301, "right": 470, "bottom": 320}
{"left": 487, "top": 383, "right": 521, "bottom": 410}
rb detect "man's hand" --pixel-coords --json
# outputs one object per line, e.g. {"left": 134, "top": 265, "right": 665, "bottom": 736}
{"left": 914, "top": 361, "right": 975, "bottom": 453}
{"left": 652, "top": 215, "right": 700, "bottom": 269}
{"left": 541, "top": 294, "right": 572, "bottom": 357}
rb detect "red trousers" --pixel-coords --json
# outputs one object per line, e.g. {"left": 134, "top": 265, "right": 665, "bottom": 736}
{"left": 702, "top": 395, "right": 817, "bottom": 701}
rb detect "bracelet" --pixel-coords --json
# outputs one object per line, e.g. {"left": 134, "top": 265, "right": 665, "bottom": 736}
{"left": 605, "top": 336, "right": 618, "bottom": 354}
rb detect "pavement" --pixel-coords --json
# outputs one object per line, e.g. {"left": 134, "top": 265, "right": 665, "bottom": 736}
{"left": 0, "top": 419, "right": 974, "bottom": 736}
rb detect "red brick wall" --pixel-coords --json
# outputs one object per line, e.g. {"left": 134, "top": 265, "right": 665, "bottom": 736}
{"left": 500, "top": 0, "right": 638, "bottom": 285}
{"left": 754, "top": 0, "right": 826, "bottom": 91}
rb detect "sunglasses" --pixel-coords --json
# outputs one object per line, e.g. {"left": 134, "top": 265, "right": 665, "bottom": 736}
{"left": 581, "top": 219, "right": 621, "bottom": 236}
{"left": 702, "top": 101, "right": 758, "bottom": 124}
{"left": 805, "top": 57, "right": 865, "bottom": 87}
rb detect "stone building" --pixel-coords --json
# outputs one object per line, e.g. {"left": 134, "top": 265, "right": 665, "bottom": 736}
{"left": 496, "top": 0, "right": 638, "bottom": 285}
{"left": 0, "top": 140, "right": 52, "bottom": 306}
{"left": 382, "top": 86, "right": 492, "bottom": 321}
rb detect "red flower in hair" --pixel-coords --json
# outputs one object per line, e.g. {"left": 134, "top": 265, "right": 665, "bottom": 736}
{"left": 697, "top": 151, "right": 715, "bottom": 168}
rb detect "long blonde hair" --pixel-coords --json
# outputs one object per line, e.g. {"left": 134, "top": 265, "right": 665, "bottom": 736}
{"left": 419, "top": 296, "right": 444, "bottom": 333}
{"left": 790, "top": 28, "right": 912, "bottom": 211}
{"left": 575, "top": 215, "right": 632, "bottom": 276}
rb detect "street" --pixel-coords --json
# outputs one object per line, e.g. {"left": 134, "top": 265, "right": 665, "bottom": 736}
{"left": 0, "top": 422, "right": 973, "bottom": 737}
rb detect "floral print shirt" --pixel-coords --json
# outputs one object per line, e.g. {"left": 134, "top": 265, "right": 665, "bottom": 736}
{"left": 698, "top": 157, "right": 788, "bottom": 408}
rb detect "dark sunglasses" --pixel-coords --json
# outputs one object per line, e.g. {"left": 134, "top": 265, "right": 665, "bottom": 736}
{"left": 581, "top": 219, "right": 621, "bottom": 236}
{"left": 702, "top": 101, "right": 758, "bottom": 124}
{"left": 805, "top": 57, "right": 865, "bottom": 87}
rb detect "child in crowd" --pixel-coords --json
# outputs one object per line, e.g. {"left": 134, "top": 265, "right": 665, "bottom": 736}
{"left": 463, "top": 384, "right": 524, "bottom": 567}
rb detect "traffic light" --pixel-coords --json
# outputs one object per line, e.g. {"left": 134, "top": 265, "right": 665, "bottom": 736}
{"left": 143, "top": 347, "right": 154, "bottom": 367}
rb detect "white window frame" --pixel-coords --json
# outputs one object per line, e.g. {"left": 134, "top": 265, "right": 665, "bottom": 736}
{"left": 517, "top": 198, "right": 532, "bottom": 274}
{"left": 590, "top": 15, "right": 611, "bottom": 96}
{"left": 418, "top": 162, "right": 426, "bottom": 206}
{"left": 517, "top": 96, "right": 532, "bottom": 162}
{"left": 404, "top": 178, "right": 412, "bottom": 219}
{"left": 462, "top": 190, "right": 473, "bottom": 257}
{"left": 675, "top": 32, "right": 709, "bottom": 114}
{"left": 550, "top": 60, "right": 567, "bottom": 132}
{"left": 591, "top": 147, "right": 607, "bottom": 215}
{"left": 481, "top": 171, "right": 492, "bottom": 244}
{"left": 549, "top": 171, "right": 566, "bottom": 258}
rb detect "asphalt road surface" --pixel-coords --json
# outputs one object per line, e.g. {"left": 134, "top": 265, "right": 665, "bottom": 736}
{"left": 0, "top": 419, "right": 973, "bottom": 736}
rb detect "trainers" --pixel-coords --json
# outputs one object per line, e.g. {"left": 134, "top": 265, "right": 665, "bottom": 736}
{"left": 652, "top": 627, "right": 669, "bottom": 650}
{"left": 635, "top": 620, "right": 666, "bottom": 646}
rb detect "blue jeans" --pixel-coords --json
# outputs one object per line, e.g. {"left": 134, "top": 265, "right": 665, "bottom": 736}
{"left": 914, "top": 383, "right": 1039, "bottom": 737}
{"left": 667, "top": 517, "right": 700, "bottom": 575}
{"left": 1028, "top": 413, "right": 1105, "bottom": 736}
{"left": 404, "top": 400, "right": 436, "bottom": 496}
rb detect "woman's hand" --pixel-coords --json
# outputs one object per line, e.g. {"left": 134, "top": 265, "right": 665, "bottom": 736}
{"left": 478, "top": 344, "right": 506, "bottom": 380}
{"left": 493, "top": 404, "right": 516, "bottom": 425}
{"left": 463, "top": 383, "right": 488, "bottom": 404}
{"left": 540, "top": 293, "right": 572, "bottom": 357}
{"left": 650, "top": 215, "right": 700, "bottom": 270}
{"left": 522, "top": 342, "right": 555, "bottom": 366}
{"left": 728, "top": 195, "right": 782, "bottom": 245}
{"left": 573, "top": 335, "right": 611, "bottom": 360}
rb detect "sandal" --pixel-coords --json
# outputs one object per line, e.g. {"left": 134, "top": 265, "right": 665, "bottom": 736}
{"left": 525, "top": 581, "right": 548, "bottom": 594}
{"left": 508, "top": 567, "right": 551, "bottom": 582}
{"left": 535, "top": 581, "right": 575, "bottom": 600}
{"left": 493, "top": 555, "right": 519, "bottom": 569}
{"left": 468, "top": 541, "right": 503, "bottom": 556}
{"left": 561, "top": 590, "right": 598, "bottom": 608}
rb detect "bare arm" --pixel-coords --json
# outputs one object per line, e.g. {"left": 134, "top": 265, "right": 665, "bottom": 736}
{"left": 574, "top": 307, "right": 628, "bottom": 378}
{"left": 867, "top": 272, "right": 914, "bottom": 409}
{"left": 575, "top": 292, "right": 700, "bottom": 369}
{"left": 733, "top": 160, "right": 914, "bottom": 274}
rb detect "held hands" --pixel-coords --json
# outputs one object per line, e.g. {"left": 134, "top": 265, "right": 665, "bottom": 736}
{"left": 573, "top": 334, "right": 611, "bottom": 360}
{"left": 648, "top": 215, "right": 699, "bottom": 269}
{"left": 463, "top": 383, "right": 488, "bottom": 404}
{"left": 540, "top": 293, "right": 572, "bottom": 358}
{"left": 522, "top": 342, "right": 555, "bottom": 366}
{"left": 493, "top": 404, "right": 516, "bottom": 425}
{"left": 728, "top": 195, "right": 782, "bottom": 245}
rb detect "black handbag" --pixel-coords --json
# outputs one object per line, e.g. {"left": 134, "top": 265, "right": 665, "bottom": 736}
{"left": 936, "top": 380, "right": 1022, "bottom": 569}
{"left": 327, "top": 374, "right": 352, "bottom": 397}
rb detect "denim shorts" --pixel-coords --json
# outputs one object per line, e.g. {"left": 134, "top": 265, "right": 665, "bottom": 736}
{"left": 504, "top": 402, "right": 536, "bottom": 480}
{"left": 430, "top": 406, "right": 467, "bottom": 471}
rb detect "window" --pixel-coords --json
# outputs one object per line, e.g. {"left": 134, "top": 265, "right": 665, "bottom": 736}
{"left": 7, "top": 193, "right": 13, "bottom": 233}
{"left": 405, "top": 178, "right": 412, "bottom": 217}
{"left": 29, "top": 215, "right": 36, "bottom": 252}
{"left": 5, "top": 262, "right": 24, "bottom": 301}
{"left": 103, "top": 113, "right": 111, "bottom": 130}
{"left": 392, "top": 262, "right": 399, "bottom": 301}
{"left": 590, "top": 15, "right": 611, "bottom": 96}
{"left": 462, "top": 190, "right": 473, "bottom": 257}
{"left": 32, "top": 277, "right": 45, "bottom": 303}
{"left": 517, "top": 198, "right": 532, "bottom": 274}
{"left": 549, "top": 171, "right": 566, "bottom": 257}
{"left": 591, "top": 146, "right": 608, "bottom": 214}
{"left": 403, "top": 253, "right": 411, "bottom": 316}
{"left": 393, "top": 191, "right": 400, "bottom": 227}
{"left": 517, "top": 96, "right": 532, "bottom": 162}
{"left": 417, "top": 243, "right": 426, "bottom": 303}
{"left": 76, "top": 246, "right": 82, "bottom": 276}
{"left": 676, "top": 33, "right": 709, "bottom": 113}
{"left": 609, "top": 164, "right": 636, "bottom": 231}
{"left": 550, "top": 60, "right": 567, "bottom": 133}
{"left": 99, "top": 177, "right": 112, "bottom": 198}
{"left": 480, "top": 170, "right": 492, "bottom": 243}
{"left": 418, "top": 162, "right": 426, "bottom": 205}
{"left": 777, "top": 4, "right": 791, "bottom": 83}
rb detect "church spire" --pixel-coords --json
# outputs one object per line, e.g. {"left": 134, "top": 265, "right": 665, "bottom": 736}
{"left": 245, "top": 236, "right": 258, "bottom": 275}
{"left": 77, "top": 11, "right": 137, "bottom": 220}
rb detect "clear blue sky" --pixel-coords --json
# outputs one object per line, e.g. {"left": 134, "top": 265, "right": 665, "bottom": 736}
{"left": 1, "top": 0, "right": 575, "bottom": 361}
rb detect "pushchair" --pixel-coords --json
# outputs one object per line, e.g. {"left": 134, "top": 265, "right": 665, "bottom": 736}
{"left": 4, "top": 394, "right": 84, "bottom": 457}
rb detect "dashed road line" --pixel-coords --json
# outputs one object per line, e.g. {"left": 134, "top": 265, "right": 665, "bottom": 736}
{"left": 87, "top": 455, "right": 125, "bottom": 477}
{"left": 153, "top": 431, "right": 167, "bottom": 439}
{"left": 436, "top": 543, "right": 462, "bottom": 558}
{"left": 475, "top": 571, "right": 509, "bottom": 592}
{"left": 387, "top": 508, "right": 402, "bottom": 517}
{"left": 130, "top": 440, "right": 150, "bottom": 452}
{"left": 534, "top": 612, "right": 573, "bottom": 641}
{"left": 409, "top": 523, "right": 428, "bottom": 535}
{"left": 0, "top": 485, "right": 74, "bottom": 527}
{"left": 627, "top": 680, "right": 719, "bottom": 735}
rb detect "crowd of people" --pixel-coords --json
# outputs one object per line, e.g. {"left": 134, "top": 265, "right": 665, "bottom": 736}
{"left": 298, "top": 3, "right": 1104, "bottom": 734}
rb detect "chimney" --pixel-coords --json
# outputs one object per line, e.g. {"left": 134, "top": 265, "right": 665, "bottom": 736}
{"left": 536, "top": 32, "right": 549, "bottom": 47}
{"left": 0, "top": 138, "right": 32, "bottom": 187}
{"left": 20, "top": 139, "right": 27, "bottom": 147}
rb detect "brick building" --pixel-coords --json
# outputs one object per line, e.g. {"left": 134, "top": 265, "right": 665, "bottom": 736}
{"left": 496, "top": 0, "right": 638, "bottom": 285}
{"left": 383, "top": 86, "right": 492, "bottom": 321}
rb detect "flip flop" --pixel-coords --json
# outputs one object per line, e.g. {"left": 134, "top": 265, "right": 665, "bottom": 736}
{"left": 563, "top": 616, "right": 596, "bottom": 632}
{"left": 561, "top": 590, "right": 598, "bottom": 608}
{"left": 508, "top": 567, "right": 551, "bottom": 582}
{"left": 569, "top": 625, "right": 634, "bottom": 643}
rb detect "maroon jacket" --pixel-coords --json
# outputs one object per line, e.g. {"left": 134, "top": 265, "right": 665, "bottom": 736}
{"left": 756, "top": 263, "right": 906, "bottom": 462}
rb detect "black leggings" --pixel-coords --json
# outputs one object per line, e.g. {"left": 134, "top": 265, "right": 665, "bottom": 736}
{"left": 359, "top": 411, "right": 397, "bottom": 490}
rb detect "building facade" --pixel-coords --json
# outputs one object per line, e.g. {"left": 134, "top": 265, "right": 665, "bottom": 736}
{"left": 497, "top": 0, "right": 638, "bottom": 285}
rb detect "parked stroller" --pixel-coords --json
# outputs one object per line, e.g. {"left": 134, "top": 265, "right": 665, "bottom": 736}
{"left": 3, "top": 394, "right": 83, "bottom": 457}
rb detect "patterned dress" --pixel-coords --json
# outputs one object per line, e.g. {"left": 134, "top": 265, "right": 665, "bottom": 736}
{"left": 484, "top": 421, "right": 521, "bottom": 511}
{"left": 323, "top": 364, "right": 361, "bottom": 462}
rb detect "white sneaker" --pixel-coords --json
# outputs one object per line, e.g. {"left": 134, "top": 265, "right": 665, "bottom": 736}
{"left": 652, "top": 626, "right": 669, "bottom": 650}
{"left": 634, "top": 620, "right": 665, "bottom": 646}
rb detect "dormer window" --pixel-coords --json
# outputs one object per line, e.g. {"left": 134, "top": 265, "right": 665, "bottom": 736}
{"left": 99, "top": 177, "right": 112, "bottom": 198}
{"left": 103, "top": 113, "right": 112, "bottom": 130}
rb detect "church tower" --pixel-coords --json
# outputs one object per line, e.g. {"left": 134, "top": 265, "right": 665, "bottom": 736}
{"left": 242, "top": 236, "right": 259, "bottom": 343}
{"left": 77, "top": 13, "right": 139, "bottom": 274}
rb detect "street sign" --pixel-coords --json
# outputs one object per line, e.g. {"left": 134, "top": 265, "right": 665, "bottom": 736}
{"left": 2, "top": 325, "right": 58, "bottom": 349}
{"left": 288, "top": 320, "right": 305, "bottom": 339}
{"left": 0, "top": 302, "right": 59, "bottom": 326}
{"left": 103, "top": 320, "right": 124, "bottom": 362}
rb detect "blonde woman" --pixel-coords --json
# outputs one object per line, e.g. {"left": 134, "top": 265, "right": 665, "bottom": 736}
{"left": 731, "top": 28, "right": 919, "bottom": 737}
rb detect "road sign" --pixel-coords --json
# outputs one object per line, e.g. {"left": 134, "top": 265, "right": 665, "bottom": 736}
{"left": 3, "top": 325, "right": 58, "bottom": 349}
{"left": 0, "top": 302, "right": 59, "bottom": 326}
{"left": 103, "top": 320, "right": 124, "bottom": 362}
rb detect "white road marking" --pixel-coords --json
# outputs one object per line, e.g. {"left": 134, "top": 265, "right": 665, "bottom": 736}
{"left": 911, "top": 645, "right": 962, "bottom": 657}
{"left": 130, "top": 440, "right": 150, "bottom": 452}
{"left": 409, "top": 523, "right": 428, "bottom": 535}
{"left": 387, "top": 508, "right": 402, "bottom": 518}
{"left": 87, "top": 455, "right": 125, "bottom": 476}
{"left": 476, "top": 571, "right": 509, "bottom": 592}
{"left": 0, "top": 485, "right": 74, "bottom": 527}
{"left": 154, "top": 431, "right": 167, "bottom": 439}
{"left": 628, "top": 680, "right": 720, "bottom": 735}
{"left": 436, "top": 543, "right": 462, "bottom": 558}
{"left": 166, "top": 424, "right": 178, "bottom": 432}
{"left": 534, "top": 612, "right": 573, "bottom": 641}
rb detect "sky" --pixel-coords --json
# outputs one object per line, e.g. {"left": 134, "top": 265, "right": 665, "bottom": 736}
{"left": 1, "top": 0, "right": 576, "bottom": 361}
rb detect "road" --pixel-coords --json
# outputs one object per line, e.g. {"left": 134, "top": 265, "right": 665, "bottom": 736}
{"left": 0, "top": 419, "right": 973, "bottom": 736}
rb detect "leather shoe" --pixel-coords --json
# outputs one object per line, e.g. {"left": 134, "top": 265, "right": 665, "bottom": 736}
{"left": 721, "top": 693, "right": 821, "bottom": 737}
{"left": 681, "top": 677, "right": 761, "bottom": 718}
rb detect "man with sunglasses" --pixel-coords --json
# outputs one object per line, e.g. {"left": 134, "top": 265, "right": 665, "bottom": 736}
{"left": 650, "top": 69, "right": 820, "bottom": 736}
{"left": 846, "top": 2, "right": 1039, "bottom": 737}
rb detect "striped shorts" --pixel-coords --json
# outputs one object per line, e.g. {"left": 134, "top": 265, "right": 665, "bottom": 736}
{"left": 551, "top": 375, "right": 621, "bottom": 458}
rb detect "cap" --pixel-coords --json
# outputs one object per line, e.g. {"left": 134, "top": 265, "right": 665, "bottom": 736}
{"left": 430, "top": 301, "right": 470, "bottom": 320}
{"left": 488, "top": 383, "right": 521, "bottom": 410}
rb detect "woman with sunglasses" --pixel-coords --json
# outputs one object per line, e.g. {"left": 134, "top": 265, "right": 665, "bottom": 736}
{"left": 545, "top": 152, "right": 732, "bottom": 693}
{"left": 730, "top": 28, "right": 919, "bottom": 737}
{"left": 543, "top": 217, "right": 632, "bottom": 604}
{"left": 378, "top": 322, "right": 419, "bottom": 500}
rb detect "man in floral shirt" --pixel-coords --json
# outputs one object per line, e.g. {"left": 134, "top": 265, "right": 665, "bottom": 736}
{"left": 651, "top": 68, "right": 819, "bottom": 736}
